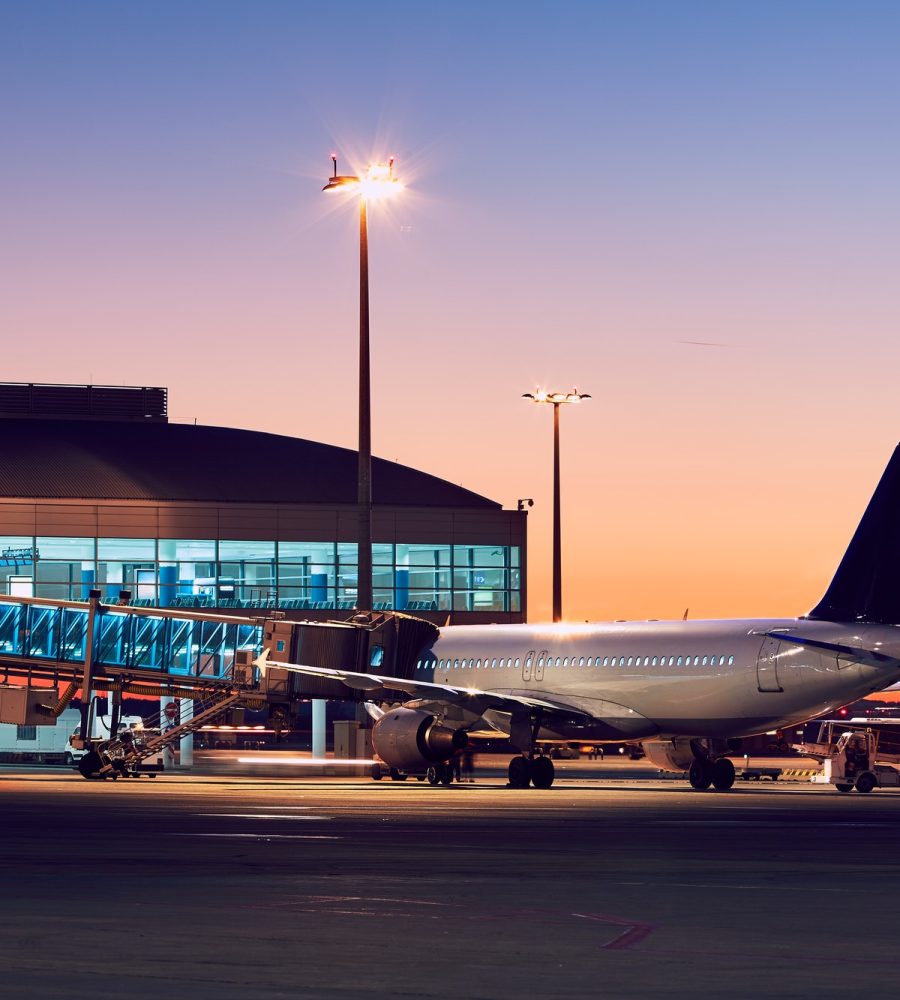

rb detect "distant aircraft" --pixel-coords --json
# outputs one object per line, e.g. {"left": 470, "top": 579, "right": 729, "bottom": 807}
{"left": 258, "top": 445, "right": 900, "bottom": 791}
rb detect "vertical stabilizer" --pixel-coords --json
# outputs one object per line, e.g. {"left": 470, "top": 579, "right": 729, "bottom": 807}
{"left": 809, "top": 444, "right": 900, "bottom": 625}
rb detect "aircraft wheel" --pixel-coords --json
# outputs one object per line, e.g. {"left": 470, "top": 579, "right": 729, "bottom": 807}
{"left": 426, "top": 766, "right": 440, "bottom": 785}
{"left": 688, "top": 759, "right": 713, "bottom": 790}
{"left": 508, "top": 755, "right": 531, "bottom": 789}
{"left": 371, "top": 764, "right": 384, "bottom": 781}
{"left": 389, "top": 768, "right": 408, "bottom": 782}
{"left": 835, "top": 783, "right": 853, "bottom": 793}
{"left": 531, "top": 755, "right": 555, "bottom": 789}
{"left": 855, "top": 772, "right": 877, "bottom": 794}
{"left": 439, "top": 763, "right": 453, "bottom": 785}
{"left": 711, "top": 757, "right": 735, "bottom": 791}
{"left": 77, "top": 751, "right": 104, "bottom": 780}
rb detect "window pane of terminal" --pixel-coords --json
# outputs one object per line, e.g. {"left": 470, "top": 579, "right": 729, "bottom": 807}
{"left": 159, "top": 539, "right": 215, "bottom": 561}
{"left": 37, "top": 537, "right": 95, "bottom": 560}
{"left": 219, "top": 540, "right": 274, "bottom": 560}
{"left": 97, "top": 538, "right": 156, "bottom": 560}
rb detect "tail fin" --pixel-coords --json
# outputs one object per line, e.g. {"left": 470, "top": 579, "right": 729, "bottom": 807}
{"left": 808, "top": 444, "right": 900, "bottom": 625}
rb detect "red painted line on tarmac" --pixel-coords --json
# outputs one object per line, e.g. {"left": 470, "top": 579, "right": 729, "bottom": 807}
{"left": 572, "top": 911, "right": 656, "bottom": 950}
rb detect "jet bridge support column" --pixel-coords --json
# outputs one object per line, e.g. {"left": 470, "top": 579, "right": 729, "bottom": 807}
{"left": 78, "top": 592, "right": 102, "bottom": 747}
{"left": 179, "top": 697, "right": 193, "bottom": 767}
{"left": 312, "top": 700, "right": 326, "bottom": 758}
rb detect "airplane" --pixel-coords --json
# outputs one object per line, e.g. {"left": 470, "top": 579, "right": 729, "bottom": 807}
{"left": 257, "top": 443, "right": 900, "bottom": 791}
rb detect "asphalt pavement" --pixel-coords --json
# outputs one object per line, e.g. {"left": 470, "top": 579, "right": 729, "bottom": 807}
{"left": 2, "top": 762, "right": 898, "bottom": 1000}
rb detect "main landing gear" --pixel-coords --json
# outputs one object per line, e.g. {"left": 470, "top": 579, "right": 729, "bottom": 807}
{"left": 507, "top": 709, "right": 555, "bottom": 789}
{"left": 508, "top": 754, "right": 554, "bottom": 789}
{"left": 687, "top": 739, "right": 736, "bottom": 791}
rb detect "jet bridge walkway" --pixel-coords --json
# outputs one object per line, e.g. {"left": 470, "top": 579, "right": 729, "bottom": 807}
{"left": 0, "top": 593, "right": 438, "bottom": 779}
{"left": 0, "top": 594, "right": 264, "bottom": 686}
{"left": 0, "top": 593, "right": 267, "bottom": 776}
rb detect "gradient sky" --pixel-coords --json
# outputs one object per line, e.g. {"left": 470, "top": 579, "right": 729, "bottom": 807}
{"left": 2, "top": 1, "right": 899, "bottom": 622}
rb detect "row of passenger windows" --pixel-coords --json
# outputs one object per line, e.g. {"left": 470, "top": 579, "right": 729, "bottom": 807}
{"left": 417, "top": 653, "right": 737, "bottom": 670}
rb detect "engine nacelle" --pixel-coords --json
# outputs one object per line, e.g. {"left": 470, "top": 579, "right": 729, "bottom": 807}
{"left": 642, "top": 739, "right": 696, "bottom": 773}
{"left": 372, "top": 708, "right": 468, "bottom": 772}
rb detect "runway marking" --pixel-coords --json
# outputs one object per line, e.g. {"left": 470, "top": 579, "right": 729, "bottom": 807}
{"left": 572, "top": 912, "right": 656, "bottom": 950}
{"left": 652, "top": 819, "right": 895, "bottom": 828}
{"left": 244, "top": 805, "right": 317, "bottom": 810}
{"left": 248, "top": 897, "right": 653, "bottom": 948}
{"left": 171, "top": 833, "right": 342, "bottom": 840}
{"left": 194, "top": 813, "right": 333, "bottom": 820}
{"left": 614, "top": 881, "right": 846, "bottom": 893}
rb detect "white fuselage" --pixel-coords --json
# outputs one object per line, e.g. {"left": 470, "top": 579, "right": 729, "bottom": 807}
{"left": 419, "top": 618, "right": 900, "bottom": 742}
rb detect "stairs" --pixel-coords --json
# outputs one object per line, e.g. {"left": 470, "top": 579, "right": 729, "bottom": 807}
{"left": 93, "top": 688, "right": 245, "bottom": 777}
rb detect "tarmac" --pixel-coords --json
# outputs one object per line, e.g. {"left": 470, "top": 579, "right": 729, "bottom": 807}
{"left": 3, "top": 755, "right": 899, "bottom": 1000}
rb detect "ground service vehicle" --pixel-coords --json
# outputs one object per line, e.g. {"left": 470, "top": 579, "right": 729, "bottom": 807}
{"left": 800, "top": 723, "right": 900, "bottom": 793}
{"left": 0, "top": 708, "right": 80, "bottom": 764}
{"left": 67, "top": 715, "right": 164, "bottom": 776}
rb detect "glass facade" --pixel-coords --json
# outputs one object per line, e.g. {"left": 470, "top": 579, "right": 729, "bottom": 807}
{"left": 0, "top": 537, "right": 521, "bottom": 613}
{"left": 0, "top": 599, "right": 262, "bottom": 677}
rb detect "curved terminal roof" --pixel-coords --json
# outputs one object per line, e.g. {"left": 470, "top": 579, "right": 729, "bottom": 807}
{"left": 0, "top": 419, "right": 500, "bottom": 508}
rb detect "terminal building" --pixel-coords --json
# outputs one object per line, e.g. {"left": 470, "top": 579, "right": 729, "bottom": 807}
{"left": 0, "top": 383, "right": 526, "bottom": 624}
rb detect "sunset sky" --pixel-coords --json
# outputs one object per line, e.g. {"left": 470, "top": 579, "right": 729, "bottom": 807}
{"left": 3, "top": 1, "right": 899, "bottom": 622}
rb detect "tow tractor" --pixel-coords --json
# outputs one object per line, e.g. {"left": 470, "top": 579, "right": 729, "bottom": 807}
{"left": 796, "top": 722, "right": 900, "bottom": 793}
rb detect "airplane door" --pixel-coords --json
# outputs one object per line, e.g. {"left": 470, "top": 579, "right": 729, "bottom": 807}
{"left": 757, "top": 637, "right": 784, "bottom": 693}
{"left": 534, "top": 650, "right": 547, "bottom": 682}
{"left": 523, "top": 650, "right": 535, "bottom": 682}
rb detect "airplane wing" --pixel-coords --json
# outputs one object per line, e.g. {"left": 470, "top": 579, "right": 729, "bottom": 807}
{"left": 254, "top": 650, "right": 591, "bottom": 719}
{"left": 766, "top": 632, "right": 900, "bottom": 666}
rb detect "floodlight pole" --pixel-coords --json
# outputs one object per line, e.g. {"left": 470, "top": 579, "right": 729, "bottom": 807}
{"left": 552, "top": 401, "right": 561, "bottom": 623}
{"left": 523, "top": 390, "right": 590, "bottom": 623}
{"left": 324, "top": 156, "right": 401, "bottom": 613}
{"left": 358, "top": 196, "right": 372, "bottom": 612}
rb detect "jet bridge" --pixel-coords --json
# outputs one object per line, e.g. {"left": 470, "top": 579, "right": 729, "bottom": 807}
{"left": 0, "top": 594, "right": 437, "bottom": 777}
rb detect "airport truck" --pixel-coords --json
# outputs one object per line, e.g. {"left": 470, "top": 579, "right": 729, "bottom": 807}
{"left": 0, "top": 708, "right": 81, "bottom": 764}
{"left": 798, "top": 723, "right": 900, "bottom": 793}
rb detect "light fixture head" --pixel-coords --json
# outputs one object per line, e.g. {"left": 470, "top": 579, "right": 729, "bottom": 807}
{"left": 523, "top": 388, "right": 590, "bottom": 405}
{"left": 322, "top": 156, "right": 403, "bottom": 200}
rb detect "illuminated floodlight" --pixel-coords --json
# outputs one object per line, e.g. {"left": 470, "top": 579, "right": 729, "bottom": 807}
{"left": 523, "top": 389, "right": 591, "bottom": 406}
{"left": 322, "top": 155, "right": 403, "bottom": 201}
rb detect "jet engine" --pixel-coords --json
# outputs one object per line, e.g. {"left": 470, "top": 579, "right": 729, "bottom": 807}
{"left": 372, "top": 707, "right": 468, "bottom": 771}
{"left": 642, "top": 739, "right": 696, "bottom": 773}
